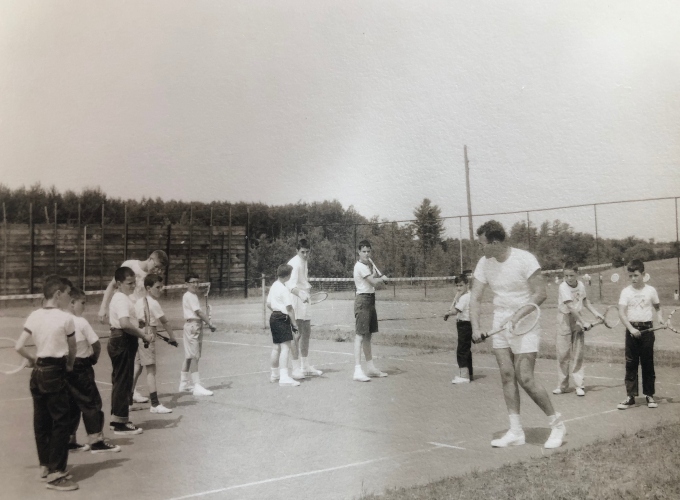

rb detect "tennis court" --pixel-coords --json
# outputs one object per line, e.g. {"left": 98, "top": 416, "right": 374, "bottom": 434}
{"left": 2, "top": 291, "right": 680, "bottom": 500}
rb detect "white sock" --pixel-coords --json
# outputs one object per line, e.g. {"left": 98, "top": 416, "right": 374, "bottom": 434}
{"left": 366, "top": 359, "right": 377, "bottom": 372}
{"left": 354, "top": 364, "right": 364, "bottom": 373}
{"left": 548, "top": 413, "right": 562, "bottom": 427}
{"left": 301, "top": 357, "right": 309, "bottom": 370}
{"left": 191, "top": 372, "right": 201, "bottom": 386}
{"left": 509, "top": 414, "right": 522, "bottom": 432}
{"left": 280, "top": 368, "right": 290, "bottom": 379}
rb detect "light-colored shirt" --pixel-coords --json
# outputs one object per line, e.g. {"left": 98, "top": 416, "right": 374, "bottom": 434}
{"left": 267, "top": 281, "right": 293, "bottom": 314}
{"left": 619, "top": 285, "right": 659, "bottom": 322}
{"left": 454, "top": 292, "right": 471, "bottom": 321}
{"left": 23, "top": 308, "right": 75, "bottom": 359}
{"left": 73, "top": 316, "right": 99, "bottom": 358}
{"left": 354, "top": 261, "right": 375, "bottom": 295}
{"left": 120, "top": 259, "right": 148, "bottom": 302}
{"left": 557, "top": 281, "right": 587, "bottom": 316}
{"left": 183, "top": 291, "right": 201, "bottom": 320}
{"left": 135, "top": 296, "right": 164, "bottom": 328}
{"left": 286, "top": 255, "right": 310, "bottom": 293}
{"left": 109, "top": 291, "right": 137, "bottom": 329}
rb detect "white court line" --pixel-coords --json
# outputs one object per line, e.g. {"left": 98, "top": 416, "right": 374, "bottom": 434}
{"left": 167, "top": 445, "right": 441, "bottom": 500}
{"left": 428, "top": 441, "right": 466, "bottom": 450}
{"left": 563, "top": 409, "right": 619, "bottom": 424}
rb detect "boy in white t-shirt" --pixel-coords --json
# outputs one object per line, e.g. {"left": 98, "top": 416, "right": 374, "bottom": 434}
{"left": 179, "top": 273, "right": 216, "bottom": 396}
{"left": 444, "top": 274, "right": 473, "bottom": 384}
{"left": 132, "top": 274, "right": 177, "bottom": 414}
{"left": 617, "top": 259, "right": 665, "bottom": 410}
{"left": 267, "top": 264, "right": 302, "bottom": 386}
{"left": 15, "top": 276, "right": 78, "bottom": 490}
{"left": 553, "top": 262, "right": 604, "bottom": 397}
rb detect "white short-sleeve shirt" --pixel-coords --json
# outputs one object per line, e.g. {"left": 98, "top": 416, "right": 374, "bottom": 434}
{"left": 120, "top": 259, "right": 148, "bottom": 302}
{"left": 183, "top": 291, "right": 201, "bottom": 320}
{"left": 23, "top": 308, "right": 75, "bottom": 358}
{"left": 286, "top": 255, "right": 310, "bottom": 292}
{"left": 455, "top": 292, "right": 471, "bottom": 321}
{"left": 557, "top": 281, "right": 587, "bottom": 316}
{"left": 135, "top": 296, "right": 165, "bottom": 327}
{"left": 354, "top": 261, "right": 375, "bottom": 295}
{"left": 109, "top": 291, "right": 137, "bottom": 329}
{"left": 73, "top": 316, "right": 99, "bottom": 358}
{"left": 619, "top": 285, "right": 659, "bottom": 322}
{"left": 267, "top": 280, "right": 293, "bottom": 314}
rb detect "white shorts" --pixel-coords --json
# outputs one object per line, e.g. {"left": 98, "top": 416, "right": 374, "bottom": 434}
{"left": 491, "top": 309, "right": 541, "bottom": 354}
{"left": 291, "top": 293, "right": 310, "bottom": 321}
{"left": 183, "top": 322, "right": 203, "bottom": 360}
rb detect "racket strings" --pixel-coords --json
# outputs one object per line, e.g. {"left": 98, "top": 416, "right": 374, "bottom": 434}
{"left": 512, "top": 308, "right": 540, "bottom": 335}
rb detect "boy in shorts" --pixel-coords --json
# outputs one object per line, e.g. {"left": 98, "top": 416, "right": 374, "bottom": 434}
{"left": 267, "top": 264, "right": 302, "bottom": 386}
{"left": 617, "top": 259, "right": 665, "bottom": 410}
{"left": 179, "top": 273, "right": 216, "bottom": 396}
{"left": 132, "top": 274, "right": 177, "bottom": 413}
{"left": 353, "top": 240, "right": 389, "bottom": 382}
{"left": 444, "top": 274, "right": 473, "bottom": 384}
{"left": 15, "top": 276, "right": 78, "bottom": 490}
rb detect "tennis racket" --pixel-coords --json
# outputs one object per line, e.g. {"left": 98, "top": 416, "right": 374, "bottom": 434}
{"left": 0, "top": 337, "right": 30, "bottom": 375}
{"left": 309, "top": 291, "right": 328, "bottom": 305}
{"left": 156, "top": 332, "right": 178, "bottom": 347}
{"left": 583, "top": 305, "right": 620, "bottom": 331}
{"left": 142, "top": 297, "right": 151, "bottom": 348}
{"left": 368, "top": 258, "right": 388, "bottom": 283}
{"left": 475, "top": 303, "right": 541, "bottom": 342}
{"left": 638, "top": 309, "right": 679, "bottom": 334}
{"left": 204, "top": 283, "right": 216, "bottom": 332}
{"left": 611, "top": 273, "right": 620, "bottom": 283}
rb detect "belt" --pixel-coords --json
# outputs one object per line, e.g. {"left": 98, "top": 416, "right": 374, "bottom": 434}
{"left": 36, "top": 357, "right": 66, "bottom": 367}
{"left": 110, "top": 328, "right": 125, "bottom": 338}
{"left": 186, "top": 318, "right": 202, "bottom": 323}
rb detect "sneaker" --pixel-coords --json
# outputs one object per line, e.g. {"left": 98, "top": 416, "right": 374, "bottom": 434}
{"left": 451, "top": 376, "right": 470, "bottom": 384}
{"left": 39, "top": 466, "right": 49, "bottom": 481}
{"left": 270, "top": 373, "right": 280, "bottom": 383}
{"left": 366, "top": 369, "right": 388, "bottom": 378}
{"left": 353, "top": 370, "right": 371, "bottom": 382}
{"left": 192, "top": 384, "right": 214, "bottom": 396}
{"left": 150, "top": 404, "right": 173, "bottom": 414}
{"left": 291, "top": 369, "right": 306, "bottom": 380}
{"left": 544, "top": 422, "right": 567, "bottom": 449}
{"left": 132, "top": 391, "right": 149, "bottom": 404}
{"left": 68, "top": 442, "right": 90, "bottom": 452}
{"left": 552, "top": 388, "right": 564, "bottom": 395}
{"left": 110, "top": 422, "right": 143, "bottom": 435}
{"left": 645, "top": 395, "right": 658, "bottom": 408}
{"left": 576, "top": 387, "right": 585, "bottom": 397}
{"left": 617, "top": 396, "right": 636, "bottom": 410}
{"left": 279, "top": 376, "right": 301, "bottom": 387}
{"left": 491, "top": 429, "right": 525, "bottom": 448}
{"left": 90, "top": 440, "right": 121, "bottom": 454}
{"left": 46, "top": 476, "right": 79, "bottom": 491}
{"left": 303, "top": 366, "right": 323, "bottom": 376}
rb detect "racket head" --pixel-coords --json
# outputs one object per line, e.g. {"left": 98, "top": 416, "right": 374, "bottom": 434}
{"left": 0, "top": 337, "right": 29, "bottom": 375}
{"left": 508, "top": 303, "right": 541, "bottom": 336}
{"left": 610, "top": 273, "right": 620, "bottom": 283}
{"left": 309, "top": 291, "right": 328, "bottom": 305}
{"left": 666, "top": 308, "right": 679, "bottom": 334}
{"left": 601, "top": 305, "right": 620, "bottom": 328}
{"left": 643, "top": 273, "right": 651, "bottom": 283}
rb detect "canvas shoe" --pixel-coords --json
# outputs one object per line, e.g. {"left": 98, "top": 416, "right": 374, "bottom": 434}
{"left": 353, "top": 368, "right": 371, "bottom": 382}
{"left": 279, "top": 375, "right": 301, "bottom": 387}
{"left": 451, "top": 376, "right": 470, "bottom": 384}
{"left": 544, "top": 422, "right": 567, "bottom": 449}
{"left": 552, "top": 388, "right": 564, "bottom": 395}
{"left": 645, "top": 395, "right": 658, "bottom": 408}
{"left": 68, "top": 442, "right": 90, "bottom": 452}
{"left": 291, "top": 369, "right": 306, "bottom": 380}
{"left": 366, "top": 369, "right": 388, "bottom": 378}
{"left": 491, "top": 429, "right": 525, "bottom": 448}
{"left": 39, "top": 467, "right": 71, "bottom": 482}
{"left": 150, "top": 404, "right": 173, "bottom": 414}
{"left": 46, "top": 476, "right": 79, "bottom": 491}
{"left": 617, "top": 396, "right": 636, "bottom": 410}
{"left": 576, "top": 387, "right": 585, "bottom": 397}
{"left": 110, "top": 422, "right": 143, "bottom": 435}
{"left": 303, "top": 366, "right": 323, "bottom": 376}
{"left": 132, "top": 391, "right": 149, "bottom": 403}
{"left": 90, "top": 440, "right": 121, "bottom": 454}
{"left": 192, "top": 384, "right": 214, "bottom": 397}
{"left": 270, "top": 373, "right": 280, "bottom": 383}
{"left": 178, "top": 373, "right": 193, "bottom": 392}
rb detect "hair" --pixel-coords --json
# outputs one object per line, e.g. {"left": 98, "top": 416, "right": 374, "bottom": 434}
{"left": 69, "top": 287, "right": 86, "bottom": 300}
{"left": 357, "top": 239, "right": 372, "bottom": 251}
{"left": 43, "top": 275, "right": 73, "bottom": 299}
{"left": 454, "top": 274, "right": 468, "bottom": 285}
{"left": 150, "top": 250, "right": 169, "bottom": 267}
{"left": 476, "top": 220, "right": 506, "bottom": 243}
{"left": 144, "top": 273, "right": 164, "bottom": 289}
{"left": 114, "top": 266, "right": 136, "bottom": 283}
{"left": 296, "top": 239, "right": 310, "bottom": 250}
{"left": 626, "top": 259, "right": 645, "bottom": 274}
{"left": 563, "top": 261, "right": 579, "bottom": 273}
{"left": 277, "top": 264, "right": 293, "bottom": 279}
{"left": 185, "top": 272, "right": 200, "bottom": 283}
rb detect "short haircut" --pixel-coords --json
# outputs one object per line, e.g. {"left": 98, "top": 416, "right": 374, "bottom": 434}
{"left": 454, "top": 274, "right": 468, "bottom": 285}
{"left": 144, "top": 273, "right": 163, "bottom": 289}
{"left": 43, "top": 275, "right": 72, "bottom": 299}
{"left": 114, "top": 266, "right": 135, "bottom": 283}
{"left": 69, "top": 287, "right": 86, "bottom": 300}
{"left": 563, "top": 261, "right": 579, "bottom": 272}
{"left": 627, "top": 259, "right": 645, "bottom": 274}
{"left": 185, "top": 272, "right": 200, "bottom": 283}
{"left": 277, "top": 264, "right": 293, "bottom": 279}
{"left": 357, "top": 239, "right": 372, "bottom": 251}
{"left": 476, "top": 220, "right": 506, "bottom": 243}
{"left": 151, "top": 250, "right": 169, "bottom": 267}
{"left": 297, "top": 239, "right": 310, "bottom": 250}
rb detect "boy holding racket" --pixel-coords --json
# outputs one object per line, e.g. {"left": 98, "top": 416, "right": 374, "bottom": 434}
{"left": 15, "top": 276, "right": 78, "bottom": 490}
{"left": 66, "top": 287, "right": 121, "bottom": 454}
{"left": 286, "top": 239, "right": 323, "bottom": 378}
{"left": 353, "top": 240, "right": 389, "bottom": 382}
{"left": 470, "top": 220, "right": 565, "bottom": 449}
{"left": 178, "top": 273, "right": 216, "bottom": 396}
{"left": 617, "top": 259, "right": 664, "bottom": 410}
{"left": 444, "top": 274, "right": 473, "bottom": 384}
{"left": 267, "top": 264, "right": 302, "bottom": 386}
{"left": 553, "top": 262, "right": 604, "bottom": 397}
{"left": 132, "top": 274, "right": 177, "bottom": 414}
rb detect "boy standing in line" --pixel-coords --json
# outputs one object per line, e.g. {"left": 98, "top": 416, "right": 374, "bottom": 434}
{"left": 108, "top": 267, "right": 154, "bottom": 435}
{"left": 352, "top": 240, "right": 390, "bottom": 382}
{"left": 617, "top": 259, "right": 665, "bottom": 410}
{"left": 444, "top": 274, "right": 473, "bottom": 384}
{"left": 553, "top": 262, "right": 603, "bottom": 397}
{"left": 179, "top": 273, "right": 216, "bottom": 396}
{"left": 15, "top": 276, "right": 78, "bottom": 491}
{"left": 267, "top": 264, "right": 302, "bottom": 386}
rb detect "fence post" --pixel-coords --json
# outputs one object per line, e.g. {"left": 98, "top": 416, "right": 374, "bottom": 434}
{"left": 207, "top": 206, "right": 213, "bottom": 287}
{"left": 53, "top": 202, "right": 58, "bottom": 274}
{"left": 83, "top": 225, "right": 87, "bottom": 290}
{"left": 145, "top": 207, "right": 150, "bottom": 257}
{"left": 100, "top": 204, "right": 105, "bottom": 290}
{"left": 219, "top": 231, "right": 225, "bottom": 295}
{"left": 165, "top": 223, "right": 172, "bottom": 292}
{"left": 227, "top": 205, "right": 232, "bottom": 293}
{"left": 29, "top": 203, "right": 34, "bottom": 293}
{"left": 245, "top": 207, "right": 249, "bottom": 298}
{"left": 262, "top": 273, "right": 266, "bottom": 329}
{"left": 77, "top": 202, "right": 81, "bottom": 285}
{"left": 187, "top": 203, "right": 193, "bottom": 274}
{"left": 3, "top": 203, "right": 7, "bottom": 293}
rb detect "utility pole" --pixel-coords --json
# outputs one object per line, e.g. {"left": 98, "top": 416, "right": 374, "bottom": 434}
{"left": 464, "top": 145, "right": 474, "bottom": 268}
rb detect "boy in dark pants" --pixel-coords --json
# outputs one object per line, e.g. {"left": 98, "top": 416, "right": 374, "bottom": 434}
{"left": 15, "top": 276, "right": 78, "bottom": 491}
{"left": 107, "top": 267, "right": 153, "bottom": 435}
{"left": 444, "top": 274, "right": 473, "bottom": 384}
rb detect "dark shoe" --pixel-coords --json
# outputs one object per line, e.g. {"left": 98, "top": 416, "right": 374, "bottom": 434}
{"left": 617, "top": 396, "right": 636, "bottom": 409}
{"left": 46, "top": 476, "right": 79, "bottom": 491}
{"left": 90, "top": 440, "right": 121, "bottom": 453}
{"left": 110, "top": 422, "right": 143, "bottom": 435}
{"left": 645, "top": 395, "right": 658, "bottom": 408}
{"left": 68, "top": 442, "right": 90, "bottom": 452}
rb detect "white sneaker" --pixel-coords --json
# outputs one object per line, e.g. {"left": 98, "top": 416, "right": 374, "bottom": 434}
{"left": 366, "top": 369, "right": 388, "bottom": 378}
{"left": 192, "top": 384, "right": 214, "bottom": 396}
{"left": 451, "top": 376, "right": 470, "bottom": 384}
{"left": 150, "top": 404, "right": 173, "bottom": 414}
{"left": 491, "top": 429, "right": 525, "bottom": 448}
{"left": 270, "top": 373, "right": 280, "bottom": 383}
{"left": 291, "top": 369, "right": 306, "bottom": 380}
{"left": 303, "top": 366, "right": 323, "bottom": 376}
{"left": 353, "top": 370, "right": 371, "bottom": 382}
{"left": 178, "top": 379, "right": 194, "bottom": 392}
{"left": 132, "top": 391, "right": 149, "bottom": 403}
{"left": 576, "top": 387, "right": 585, "bottom": 397}
{"left": 552, "top": 388, "right": 564, "bottom": 395}
{"left": 279, "top": 376, "right": 300, "bottom": 387}
{"left": 544, "top": 422, "right": 566, "bottom": 449}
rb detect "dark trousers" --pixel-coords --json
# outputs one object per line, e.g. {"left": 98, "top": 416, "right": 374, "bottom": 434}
{"left": 625, "top": 322, "right": 655, "bottom": 397}
{"left": 30, "top": 358, "right": 71, "bottom": 474}
{"left": 107, "top": 332, "right": 138, "bottom": 423}
{"left": 67, "top": 358, "right": 104, "bottom": 441}
{"left": 456, "top": 321, "right": 473, "bottom": 379}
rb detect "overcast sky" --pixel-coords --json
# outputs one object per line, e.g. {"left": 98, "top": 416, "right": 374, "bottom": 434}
{"left": 1, "top": 1, "right": 679, "bottom": 240}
